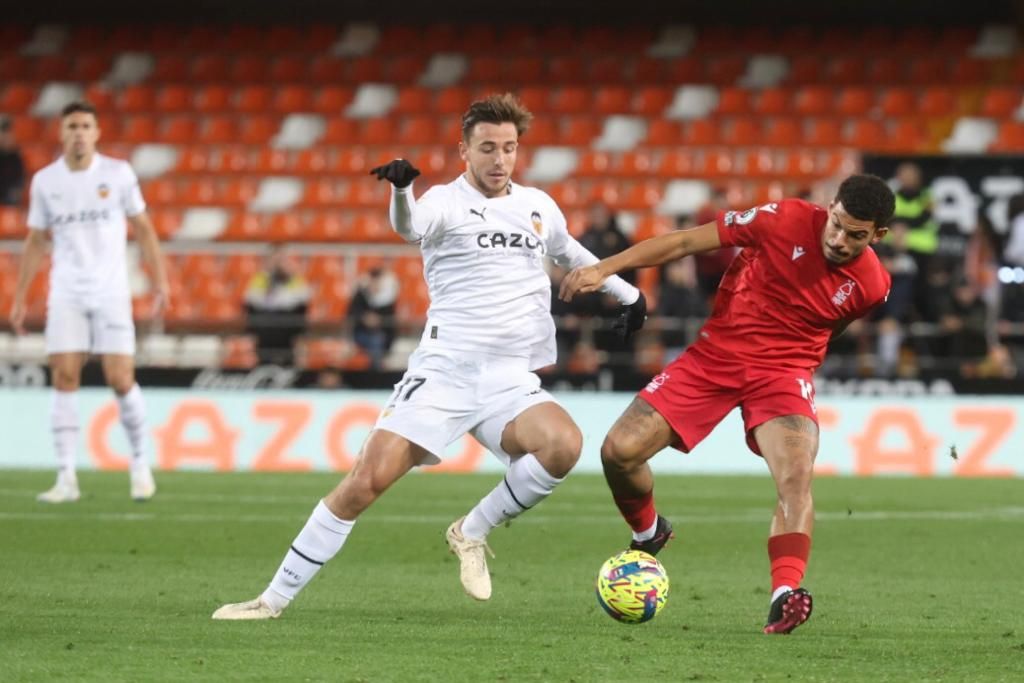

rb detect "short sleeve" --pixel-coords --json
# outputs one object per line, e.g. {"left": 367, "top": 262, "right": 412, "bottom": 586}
{"left": 26, "top": 174, "right": 50, "bottom": 230}
{"left": 541, "top": 197, "right": 572, "bottom": 260}
{"left": 120, "top": 163, "right": 146, "bottom": 217}
{"left": 715, "top": 202, "right": 784, "bottom": 248}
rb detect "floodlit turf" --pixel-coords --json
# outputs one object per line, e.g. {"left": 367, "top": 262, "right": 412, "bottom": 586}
{"left": 1, "top": 471, "right": 1023, "bottom": 682}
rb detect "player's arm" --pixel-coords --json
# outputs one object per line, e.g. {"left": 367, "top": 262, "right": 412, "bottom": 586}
{"left": 9, "top": 228, "right": 48, "bottom": 335}
{"left": 559, "top": 220, "right": 720, "bottom": 301}
{"left": 370, "top": 159, "right": 441, "bottom": 243}
{"left": 830, "top": 319, "right": 852, "bottom": 340}
{"left": 552, "top": 234, "right": 640, "bottom": 305}
{"left": 128, "top": 212, "right": 171, "bottom": 315}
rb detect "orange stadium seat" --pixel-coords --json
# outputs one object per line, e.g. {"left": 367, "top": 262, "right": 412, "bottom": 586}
{"left": 836, "top": 87, "right": 875, "bottom": 117}
{"left": 950, "top": 57, "right": 988, "bottom": 84}
{"left": 191, "top": 55, "right": 229, "bottom": 81}
{"left": 194, "top": 86, "right": 233, "bottom": 114}
{"left": 180, "top": 179, "right": 219, "bottom": 205}
{"left": 507, "top": 56, "right": 545, "bottom": 83}
{"left": 632, "top": 58, "right": 666, "bottom": 83}
{"left": 82, "top": 83, "right": 114, "bottom": 111}
{"left": 562, "top": 118, "right": 602, "bottom": 146}
{"left": 619, "top": 181, "right": 663, "bottom": 210}
{"left": 887, "top": 119, "right": 928, "bottom": 153}
{"left": 360, "top": 118, "right": 396, "bottom": 146}
{"left": 176, "top": 146, "right": 210, "bottom": 173}
{"left": 219, "top": 213, "right": 269, "bottom": 241}
{"left": 0, "top": 207, "right": 26, "bottom": 240}
{"left": 575, "top": 151, "right": 612, "bottom": 177}
{"left": 143, "top": 179, "right": 178, "bottom": 205}
{"left": 723, "top": 117, "right": 761, "bottom": 146}
{"left": 716, "top": 88, "right": 752, "bottom": 116}
{"left": 322, "top": 119, "right": 358, "bottom": 145}
{"left": 71, "top": 54, "right": 109, "bottom": 82}
{"left": 148, "top": 209, "right": 182, "bottom": 239}
{"left": 309, "top": 56, "right": 346, "bottom": 83}
{"left": 551, "top": 87, "right": 591, "bottom": 114}
{"left": 980, "top": 88, "right": 1023, "bottom": 118}
{"left": 763, "top": 117, "right": 802, "bottom": 147}
{"left": 787, "top": 56, "right": 822, "bottom": 85}
{"left": 222, "top": 336, "right": 258, "bottom": 370}
{"left": 588, "top": 57, "right": 627, "bottom": 83}
{"left": 235, "top": 115, "right": 276, "bottom": 145}
{"left": 331, "top": 147, "right": 371, "bottom": 175}
{"left": 908, "top": 57, "right": 947, "bottom": 84}
{"left": 754, "top": 88, "right": 790, "bottom": 116}
{"left": 683, "top": 119, "right": 720, "bottom": 146}
{"left": 741, "top": 148, "right": 777, "bottom": 177}
{"left": 844, "top": 119, "right": 887, "bottom": 150}
{"left": 991, "top": 121, "right": 1024, "bottom": 152}
{"left": 255, "top": 148, "right": 290, "bottom": 174}
{"left": 199, "top": 116, "right": 237, "bottom": 144}
{"left": 868, "top": 57, "right": 903, "bottom": 83}
{"left": 302, "top": 179, "right": 342, "bottom": 207}
{"left": 310, "top": 86, "right": 354, "bottom": 116}
{"left": 807, "top": 118, "right": 847, "bottom": 148}
{"left": 394, "top": 87, "right": 433, "bottom": 114}
{"left": 619, "top": 150, "right": 654, "bottom": 176}
{"left": 794, "top": 86, "right": 833, "bottom": 117}
{"left": 522, "top": 118, "right": 558, "bottom": 145}
{"left": 118, "top": 85, "right": 155, "bottom": 113}
{"left": 517, "top": 87, "right": 549, "bottom": 114}
{"left": 11, "top": 116, "right": 42, "bottom": 142}
{"left": 120, "top": 116, "right": 158, "bottom": 144}
{"left": 230, "top": 55, "right": 270, "bottom": 83}
{"left": 272, "top": 86, "right": 313, "bottom": 113}
{"left": 466, "top": 56, "right": 502, "bottom": 83}
{"left": 918, "top": 87, "right": 956, "bottom": 117}
{"left": 151, "top": 55, "right": 189, "bottom": 81}
{"left": 269, "top": 55, "right": 307, "bottom": 83}
{"left": 0, "top": 83, "right": 35, "bottom": 114}
{"left": 878, "top": 88, "right": 916, "bottom": 118}
{"left": 593, "top": 87, "right": 632, "bottom": 115}
{"left": 828, "top": 57, "right": 866, "bottom": 84}
{"left": 653, "top": 149, "right": 700, "bottom": 178}
{"left": 646, "top": 119, "right": 682, "bottom": 145}
{"left": 267, "top": 213, "right": 308, "bottom": 242}
{"left": 706, "top": 56, "right": 746, "bottom": 85}
{"left": 548, "top": 57, "right": 585, "bottom": 83}
{"left": 161, "top": 116, "right": 198, "bottom": 144}
{"left": 435, "top": 87, "right": 471, "bottom": 115}
{"left": 236, "top": 86, "right": 273, "bottom": 113}
{"left": 222, "top": 179, "right": 260, "bottom": 206}
{"left": 633, "top": 87, "right": 673, "bottom": 116}
{"left": 0, "top": 55, "right": 28, "bottom": 82}
{"left": 665, "top": 58, "right": 703, "bottom": 83}
{"left": 31, "top": 55, "right": 72, "bottom": 81}
{"left": 348, "top": 57, "right": 386, "bottom": 83}
{"left": 155, "top": 85, "right": 192, "bottom": 113}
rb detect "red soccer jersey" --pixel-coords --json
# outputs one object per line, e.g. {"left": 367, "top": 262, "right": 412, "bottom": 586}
{"left": 689, "top": 198, "right": 891, "bottom": 371}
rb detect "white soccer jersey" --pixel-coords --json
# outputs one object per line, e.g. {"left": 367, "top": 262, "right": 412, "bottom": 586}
{"left": 27, "top": 153, "right": 146, "bottom": 300}
{"left": 397, "top": 175, "right": 636, "bottom": 369}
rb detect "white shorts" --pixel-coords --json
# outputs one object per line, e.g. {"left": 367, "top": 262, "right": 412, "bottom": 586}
{"left": 375, "top": 348, "right": 557, "bottom": 465}
{"left": 45, "top": 296, "right": 136, "bottom": 355}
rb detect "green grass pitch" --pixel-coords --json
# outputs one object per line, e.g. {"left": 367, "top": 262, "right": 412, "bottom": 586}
{"left": 1, "top": 471, "right": 1022, "bottom": 682}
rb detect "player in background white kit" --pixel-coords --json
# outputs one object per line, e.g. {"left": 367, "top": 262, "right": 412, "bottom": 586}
{"left": 212, "top": 93, "right": 648, "bottom": 619}
{"left": 8, "top": 101, "right": 170, "bottom": 503}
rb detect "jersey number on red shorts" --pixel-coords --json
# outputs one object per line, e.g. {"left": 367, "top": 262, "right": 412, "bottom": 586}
{"left": 796, "top": 378, "right": 817, "bottom": 414}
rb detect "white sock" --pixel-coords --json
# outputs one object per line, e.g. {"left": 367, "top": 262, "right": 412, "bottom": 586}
{"left": 632, "top": 517, "right": 659, "bottom": 543}
{"left": 264, "top": 500, "right": 355, "bottom": 610}
{"left": 461, "top": 453, "right": 563, "bottom": 540}
{"left": 50, "top": 390, "right": 79, "bottom": 485}
{"left": 116, "top": 384, "right": 150, "bottom": 471}
{"left": 771, "top": 585, "right": 794, "bottom": 604}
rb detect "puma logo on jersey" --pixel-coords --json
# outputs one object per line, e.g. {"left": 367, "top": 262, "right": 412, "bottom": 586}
{"left": 792, "top": 246, "right": 805, "bottom": 260}
{"left": 469, "top": 208, "right": 487, "bottom": 221}
{"left": 476, "top": 231, "right": 544, "bottom": 251}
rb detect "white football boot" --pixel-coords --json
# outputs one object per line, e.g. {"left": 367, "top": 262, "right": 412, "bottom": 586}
{"left": 445, "top": 516, "right": 494, "bottom": 601}
{"left": 212, "top": 597, "right": 283, "bottom": 620}
{"left": 130, "top": 466, "right": 156, "bottom": 501}
{"left": 36, "top": 477, "right": 80, "bottom": 504}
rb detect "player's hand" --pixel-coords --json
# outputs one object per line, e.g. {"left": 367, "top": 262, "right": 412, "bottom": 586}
{"left": 8, "top": 299, "right": 26, "bottom": 335}
{"left": 613, "top": 291, "right": 647, "bottom": 340}
{"left": 152, "top": 289, "right": 169, "bottom": 318}
{"left": 369, "top": 159, "right": 421, "bottom": 189}
{"left": 559, "top": 264, "right": 606, "bottom": 302}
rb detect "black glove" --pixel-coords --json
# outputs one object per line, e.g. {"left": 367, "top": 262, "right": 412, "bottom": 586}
{"left": 369, "top": 159, "right": 421, "bottom": 188}
{"left": 613, "top": 291, "right": 647, "bottom": 340}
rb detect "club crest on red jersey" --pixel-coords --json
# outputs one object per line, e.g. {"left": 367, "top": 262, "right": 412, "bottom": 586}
{"left": 831, "top": 279, "right": 856, "bottom": 306}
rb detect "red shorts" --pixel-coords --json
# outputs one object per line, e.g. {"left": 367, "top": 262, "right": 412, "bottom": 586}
{"left": 637, "top": 347, "right": 818, "bottom": 455}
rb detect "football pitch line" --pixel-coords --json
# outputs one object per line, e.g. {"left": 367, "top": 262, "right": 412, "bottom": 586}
{"left": 1, "top": 507, "right": 1023, "bottom": 525}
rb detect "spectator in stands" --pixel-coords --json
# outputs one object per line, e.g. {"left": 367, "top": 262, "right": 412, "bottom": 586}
{"left": 1000, "top": 193, "right": 1024, "bottom": 325}
{"left": 347, "top": 263, "right": 399, "bottom": 369}
{"left": 964, "top": 213, "right": 1004, "bottom": 347}
{"left": 873, "top": 220, "right": 918, "bottom": 376}
{"left": 656, "top": 256, "right": 705, "bottom": 362}
{"left": 244, "top": 246, "right": 310, "bottom": 366}
{"left": 0, "top": 115, "right": 25, "bottom": 206}
{"left": 891, "top": 161, "right": 939, "bottom": 321}
{"left": 580, "top": 202, "right": 634, "bottom": 283}
{"left": 936, "top": 277, "right": 994, "bottom": 376}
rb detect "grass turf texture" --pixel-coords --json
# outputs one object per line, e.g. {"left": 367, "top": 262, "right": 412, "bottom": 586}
{"left": 1, "top": 471, "right": 1022, "bottom": 682}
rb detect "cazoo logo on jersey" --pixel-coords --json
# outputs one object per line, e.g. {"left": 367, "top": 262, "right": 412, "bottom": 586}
{"left": 476, "top": 231, "right": 545, "bottom": 253}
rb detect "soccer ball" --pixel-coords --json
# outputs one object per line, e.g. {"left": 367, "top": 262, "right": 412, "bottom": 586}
{"left": 595, "top": 549, "right": 669, "bottom": 624}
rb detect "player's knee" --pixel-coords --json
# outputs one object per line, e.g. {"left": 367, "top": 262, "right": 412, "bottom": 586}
{"left": 52, "top": 368, "right": 80, "bottom": 391}
{"left": 535, "top": 423, "right": 582, "bottom": 476}
{"left": 774, "top": 462, "right": 814, "bottom": 499}
{"left": 600, "top": 430, "right": 643, "bottom": 470}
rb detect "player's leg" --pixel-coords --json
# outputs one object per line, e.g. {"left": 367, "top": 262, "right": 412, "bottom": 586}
{"left": 213, "top": 429, "right": 431, "bottom": 620}
{"left": 100, "top": 353, "right": 155, "bottom": 500}
{"left": 38, "top": 299, "right": 91, "bottom": 502}
{"left": 752, "top": 414, "right": 818, "bottom": 634}
{"left": 38, "top": 351, "right": 87, "bottom": 502}
{"left": 600, "top": 398, "right": 678, "bottom": 553}
{"left": 454, "top": 400, "right": 581, "bottom": 600}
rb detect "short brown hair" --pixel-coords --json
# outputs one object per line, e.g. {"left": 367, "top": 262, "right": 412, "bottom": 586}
{"left": 61, "top": 101, "right": 98, "bottom": 118}
{"left": 461, "top": 93, "right": 533, "bottom": 141}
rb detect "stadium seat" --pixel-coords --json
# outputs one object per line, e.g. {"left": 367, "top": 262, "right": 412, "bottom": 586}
{"left": 239, "top": 116, "right": 278, "bottom": 144}
{"left": 236, "top": 86, "right": 273, "bottom": 113}
{"left": 562, "top": 118, "right": 602, "bottom": 146}
{"left": 844, "top": 119, "right": 887, "bottom": 150}
{"left": 723, "top": 117, "right": 762, "bottom": 146}
{"left": 31, "top": 55, "right": 72, "bottom": 82}
{"left": 0, "top": 83, "right": 36, "bottom": 114}
{"left": 221, "top": 335, "right": 258, "bottom": 369}
{"left": 118, "top": 85, "right": 155, "bottom": 113}
{"left": 828, "top": 56, "right": 866, "bottom": 84}
{"left": 191, "top": 55, "right": 229, "bottom": 81}
{"left": 194, "top": 86, "right": 232, "bottom": 114}
{"left": 160, "top": 116, "right": 197, "bottom": 145}
{"left": 794, "top": 86, "right": 833, "bottom": 117}
{"left": 716, "top": 88, "right": 752, "bottom": 116}
{"left": 991, "top": 121, "right": 1024, "bottom": 152}
{"left": 393, "top": 87, "right": 433, "bottom": 114}
{"left": 754, "top": 88, "right": 790, "bottom": 116}
{"left": 805, "top": 118, "right": 843, "bottom": 147}
{"left": 868, "top": 57, "right": 903, "bottom": 83}
{"left": 633, "top": 87, "right": 673, "bottom": 116}
{"left": 763, "top": 117, "right": 802, "bottom": 147}
{"left": 120, "top": 116, "right": 158, "bottom": 144}
{"left": 665, "top": 58, "right": 703, "bottom": 83}
{"left": 632, "top": 58, "right": 665, "bottom": 83}
{"left": 230, "top": 55, "right": 270, "bottom": 83}
{"left": 907, "top": 57, "right": 947, "bottom": 84}
{"left": 360, "top": 118, "right": 396, "bottom": 146}
{"left": 269, "top": 55, "right": 308, "bottom": 83}
{"left": 887, "top": 119, "right": 928, "bottom": 152}
{"left": 682, "top": 119, "right": 720, "bottom": 146}
{"left": 836, "top": 87, "right": 875, "bottom": 117}
{"left": 919, "top": 87, "right": 957, "bottom": 117}
{"left": 551, "top": 87, "right": 591, "bottom": 115}
{"left": 199, "top": 116, "right": 236, "bottom": 144}
{"left": 786, "top": 56, "right": 822, "bottom": 85}
{"left": 155, "top": 85, "right": 192, "bottom": 113}
{"left": 619, "top": 150, "right": 654, "bottom": 176}
{"left": 548, "top": 57, "right": 586, "bottom": 83}
{"left": 979, "top": 87, "right": 1022, "bottom": 118}
{"left": 152, "top": 55, "right": 188, "bottom": 81}
{"left": 878, "top": 88, "right": 916, "bottom": 117}
{"left": 10, "top": 116, "right": 43, "bottom": 142}
{"left": 309, "top": 56, "right": 346, "bottom": 83}
{"left": 706, "top": 56, "right": 746, "bottom": 84}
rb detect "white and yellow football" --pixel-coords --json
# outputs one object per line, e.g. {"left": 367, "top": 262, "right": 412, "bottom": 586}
{"left": 595, "top": 549, "right": 669, "bottom": 624}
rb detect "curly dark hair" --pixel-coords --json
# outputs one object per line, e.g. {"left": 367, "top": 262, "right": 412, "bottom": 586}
{"left": 461, "top": 92, "right": 533, "bottom": 141}
{"left": 835, "top": 174, "right": 896, "bottom": 228}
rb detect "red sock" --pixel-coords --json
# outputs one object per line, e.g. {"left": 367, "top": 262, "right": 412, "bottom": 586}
{"left": 767, "top": 533, "right": 811, "bottom": 592}
{"left": 612, "top": 490, "right": 657, "bottom": 533}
